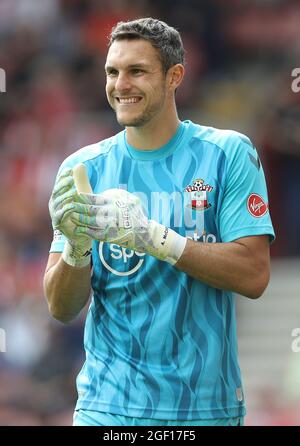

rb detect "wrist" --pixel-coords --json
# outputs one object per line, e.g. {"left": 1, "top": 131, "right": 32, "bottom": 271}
{"left": 62, "top": 238, "right": 92, "bottom": 268}
{"left": 148, "top": 221, "right": 187, "bottom": 265}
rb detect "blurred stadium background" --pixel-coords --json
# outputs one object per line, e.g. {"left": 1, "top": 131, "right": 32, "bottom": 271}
{"left": 0, "top": 0, "right": 300, "bottom": 426}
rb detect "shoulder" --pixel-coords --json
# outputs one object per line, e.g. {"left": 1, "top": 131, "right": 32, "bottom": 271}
{"left": 189, "top": 121, "right": 254, "bottom": 158}
{"left": 58, "top": 133, "right": 121, "bottom": 172}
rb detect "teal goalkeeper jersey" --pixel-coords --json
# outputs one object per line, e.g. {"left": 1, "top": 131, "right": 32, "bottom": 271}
{"left": 50, "top": 120, "right": 275, "bottom": 420}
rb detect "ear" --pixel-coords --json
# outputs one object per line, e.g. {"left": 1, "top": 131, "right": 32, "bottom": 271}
{"left": 167, "top": 64, "right": 185, "bottom": 91}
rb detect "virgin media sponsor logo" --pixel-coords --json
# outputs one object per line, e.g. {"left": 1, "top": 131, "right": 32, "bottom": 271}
{"left": 247, "top": 193, "right": 268, "bottom": 218}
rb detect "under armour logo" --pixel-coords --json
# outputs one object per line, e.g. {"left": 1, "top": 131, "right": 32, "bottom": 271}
{"left": 248, "top": 152, "right": 261, "bottom": 171}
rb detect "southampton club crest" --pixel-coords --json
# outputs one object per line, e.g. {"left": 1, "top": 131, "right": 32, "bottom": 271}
{"left": 184, "top": 178, "right": 213, "bottom": 211}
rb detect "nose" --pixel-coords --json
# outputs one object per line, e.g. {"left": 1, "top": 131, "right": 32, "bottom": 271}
{"left": 114, "top": 72, "right": 131, "bottom": 92}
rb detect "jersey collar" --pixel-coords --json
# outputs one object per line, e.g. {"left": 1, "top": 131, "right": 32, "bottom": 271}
{"left": 122, "top": 121, "right": 187, "bottom": 161}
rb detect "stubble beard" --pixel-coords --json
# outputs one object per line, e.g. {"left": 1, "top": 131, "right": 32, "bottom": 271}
{"left": 114, "top": 88, "right": 166, "bottom": 128}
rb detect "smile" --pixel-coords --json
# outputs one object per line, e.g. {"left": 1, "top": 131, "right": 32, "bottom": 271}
{"left": 117, "top": 97, "right": 142, "bottom": 104}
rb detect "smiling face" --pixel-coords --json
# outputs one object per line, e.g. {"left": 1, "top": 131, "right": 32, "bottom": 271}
{"left": 105, "top": 39, "right": 169, "bottom": 127}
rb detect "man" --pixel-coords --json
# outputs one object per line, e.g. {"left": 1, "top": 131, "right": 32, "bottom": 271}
{"left": 44, "top": 18, "right": 275, "bottom": 426}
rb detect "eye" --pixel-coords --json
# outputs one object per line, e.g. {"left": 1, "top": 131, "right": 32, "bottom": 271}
{"left": 131, "top": 68, "right": 144, "bottom": 75}
{"left": 106, "top": 69, "right": 118, "bottom": 77}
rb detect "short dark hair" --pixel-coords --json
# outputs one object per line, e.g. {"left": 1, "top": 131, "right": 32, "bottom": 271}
{"left": 108, "top": 17, "right": 185, "bottom": 73}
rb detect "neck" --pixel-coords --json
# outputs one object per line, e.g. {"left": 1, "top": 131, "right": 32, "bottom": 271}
{"left": 125, "top": 106, "right": 180, "bottom": 150}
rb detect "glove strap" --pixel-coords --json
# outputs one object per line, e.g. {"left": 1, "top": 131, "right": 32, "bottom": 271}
{"left": 62, "top": 240, "right": 92, "bottom": 268}
{"left": 148, "top": 221, "right": 187, "bottom": 265}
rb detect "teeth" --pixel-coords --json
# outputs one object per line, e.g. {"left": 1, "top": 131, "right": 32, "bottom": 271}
{"left": 119, "top": 97, "right": 140, "bottom": 104}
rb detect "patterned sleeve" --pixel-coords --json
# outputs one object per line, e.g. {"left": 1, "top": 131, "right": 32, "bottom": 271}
{"left": 219, "top": 133, "right": 275, "bottom": 243}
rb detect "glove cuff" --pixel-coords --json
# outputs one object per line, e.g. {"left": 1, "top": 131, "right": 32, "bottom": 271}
{"left": 62, "top": 239, "right": 92, "bottom": 268}
{"left": 148, "top": 221, "right": 187, "bottom": 265}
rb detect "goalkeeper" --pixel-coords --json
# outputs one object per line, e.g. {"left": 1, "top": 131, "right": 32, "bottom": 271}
{"left": 44, "top": 18, "right": 275, "bottom": 427}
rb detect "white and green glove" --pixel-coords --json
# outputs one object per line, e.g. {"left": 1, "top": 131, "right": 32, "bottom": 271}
{"left": 69, "top": 166, "right": 187, "bottom": 265}
{"left": 49, "top": 165, "right": 93, "bottom": 267}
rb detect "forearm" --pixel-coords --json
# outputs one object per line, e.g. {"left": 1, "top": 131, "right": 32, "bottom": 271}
{"left": 44, "top": 258, "right": 91, "bottom": 323}
{"left": 56, "top": 181, "right": 269, "bottom": 299}
{"left": 175, "top": 238, "right": 269, "bottom": 299}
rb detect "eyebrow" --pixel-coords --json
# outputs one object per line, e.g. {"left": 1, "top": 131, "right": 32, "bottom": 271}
{"left": 105, "top": 63, "right": 150, "bottom": 72}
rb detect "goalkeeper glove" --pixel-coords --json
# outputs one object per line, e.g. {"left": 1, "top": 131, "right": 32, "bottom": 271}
{"left": 71, "top": 187, "right": 187, "bottom": 265}
{"left": 48, "top": 165, "right": 93, "bottom": 267}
